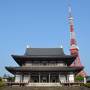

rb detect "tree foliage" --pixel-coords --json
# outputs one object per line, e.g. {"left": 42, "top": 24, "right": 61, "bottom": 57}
{"left": 8, "top": 76, "right": 15, "bottom": 82}
{"left": 75, "top": 75, "right": 84, "bottom": 82}
{"left": 0, "top": 77, "right": 5, "bottom": 87}
{"left": 0, "top": 77, "right": 2, "bottom": 82}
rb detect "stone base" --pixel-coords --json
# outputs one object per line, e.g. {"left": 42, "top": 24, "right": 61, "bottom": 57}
{"left": 26, "top": 83, "right": 62, "bottom": 87}
{"left": 1, "top": 86, "right": 89, "bottom": 90}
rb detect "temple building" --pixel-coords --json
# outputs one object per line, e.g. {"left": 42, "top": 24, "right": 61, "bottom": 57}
{"left": 5, "top": 47, "right": 84, "bottom": 86}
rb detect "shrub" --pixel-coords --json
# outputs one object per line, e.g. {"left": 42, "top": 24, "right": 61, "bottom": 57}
{"left": 80, "top": 83, "right": 90, "bottom": 88}
{"left": 84, "top": 83, "right": 90, "bottom": 88}
{"left": 75, "top": 75, "right": 84, "bottom": 82}
{"left": 0, "top": 81, "right": 5, "bottom": 87}
{"left": 0, "top": 77, "right": 2, "bottom": 82}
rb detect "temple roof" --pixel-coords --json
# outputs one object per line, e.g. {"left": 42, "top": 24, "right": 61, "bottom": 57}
{"left": 5, "top": 66, "right": 84, "bottom": 75}
{"left": 12, "top": 48, "right": 76, "bottom": 66}
{"left": 24, "top": 48, "right": 65, "bottom": 56}
{"left": 12, "top": 55, "right": 76, "bottom": 66}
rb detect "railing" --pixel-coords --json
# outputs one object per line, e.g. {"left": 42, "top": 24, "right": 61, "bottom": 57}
{"left": 27, "top": 83, "right": 62, "bottom": 87}
{"left": 5, "top": 81, "right": 85, "bottom": 87}
{"left": 63, "top": 82, "right": 84, "bottom": 86}
{"left": 22, "top": 64, "right": 66, "bottom": 67}
{"left": 5, "top": 82, "right": 28, "bottom": 86}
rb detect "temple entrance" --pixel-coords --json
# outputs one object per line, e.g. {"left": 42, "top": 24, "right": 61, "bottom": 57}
{"left": 51, "top": 75, "right": 59, "bottom": 82}
{"left": 31, "top": 75, "right": 39, "bottom": 83}
{"left": 42, "top": 76, "right": 47, "bottom": 82}
{"left": 30, "top": 73, "right": 66, "bottom": 83}
{"left": 60, "top": 75, "right": 66, "bottom": 83}
{"left": 41, "top": 74, "right": 48, "bottom": 83}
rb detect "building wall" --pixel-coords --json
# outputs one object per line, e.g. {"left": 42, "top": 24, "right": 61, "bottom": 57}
{"left": 68, "top": 74, "right": 74, "bottom": 83}
{"left": 15, "top": 75, "right": 30, "bottom": 83}
{"left": 23, "top": 75, "right": 30, "bottom": 83}
{"left": 15, "top": 73, "right": 75, "bottom": 83}
{"left": 60, "top": 75, "right": 66, "bottom": 83}
{"left": 15, "top": 75, "right": 21, "bottom": 83}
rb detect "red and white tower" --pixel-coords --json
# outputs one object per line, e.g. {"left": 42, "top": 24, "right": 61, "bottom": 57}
{"left": 68, "top": 5, "right": 86, "bottom": 77}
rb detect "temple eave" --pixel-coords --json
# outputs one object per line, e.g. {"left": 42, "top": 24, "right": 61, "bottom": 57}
{"left": 5, "top": 66, "right": 84, "bottom": 75}
{"left": 11, "top": 55, "right": 76, "bottom": 66}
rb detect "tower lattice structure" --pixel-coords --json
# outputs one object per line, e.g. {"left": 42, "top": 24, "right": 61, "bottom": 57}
{"left": 68, "top": 6, "right": 86, "bottom": 77}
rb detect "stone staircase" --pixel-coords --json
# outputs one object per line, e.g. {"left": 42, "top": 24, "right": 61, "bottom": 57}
{"left": 26, "top": 83, "right": 62, "bottom": 87}
{"left": 0, "top": 86, "right": 89, "bottom": 90}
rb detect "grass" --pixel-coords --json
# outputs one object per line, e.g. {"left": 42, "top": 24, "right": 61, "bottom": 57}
{"left": 80, "top": 83, "right": 90, "bottom": 88}
{"left": 0, "top": 81, "right": 5, "bottom": 87}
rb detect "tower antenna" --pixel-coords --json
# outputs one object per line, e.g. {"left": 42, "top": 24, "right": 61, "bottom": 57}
{"left": 68, "top": 0, "right": 72, "bottom": 17}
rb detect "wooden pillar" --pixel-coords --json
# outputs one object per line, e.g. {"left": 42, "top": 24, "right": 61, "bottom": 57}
{"left": 21, "top": 74, "right": 23, "bottom": 83}
{"left": 20, "top": 74, "right": 22, "bottom": 87}
{"left": 14, "top": 74, "right": 16, "bottom": 82}
{"left": 66, "top": 74, "right": 68, "bottom": 83}
{"left": 29, "top": 74, "right": 31, "bottom": 83}
{"left": 59, "top": 73, "right": 61, "bottom": 83}
{"left": 39, "top": 73, "right": 40, "bottom": 83}
{"left": 20, "top": 74, "right": 23, "bottom": 84}
{"left": 49, "top": 73, "right": 50, "bottom": 83}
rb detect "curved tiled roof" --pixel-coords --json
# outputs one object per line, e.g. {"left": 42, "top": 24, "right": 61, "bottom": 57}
{"left": 5, "top": 66, "right": 84, "bottom": 75}
{"left": 11, "top": 48, "right": 76, "bottom": 66}
{"left": 24, "top": 48, "right": 65, "bottom": 56}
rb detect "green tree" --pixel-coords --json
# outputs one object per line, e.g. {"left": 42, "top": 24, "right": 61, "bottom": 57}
{"left": 0, "top": 77, "right": 5, "bottom": 87}
{"left": 8, "top": 76, "right": 15, "bottom": 82}
{"left": 0, "top": 77, "right": 2, "bottom": 82}
{"left": 75, "top": 75, "right": 84, "bottom": 82}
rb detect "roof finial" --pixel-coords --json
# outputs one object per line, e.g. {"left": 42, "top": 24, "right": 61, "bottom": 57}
{"left": 60, "top": 45, "right": 63, "bottom": 48}
{"left": 26, "top": 45, "right": 30, "bottom": 48}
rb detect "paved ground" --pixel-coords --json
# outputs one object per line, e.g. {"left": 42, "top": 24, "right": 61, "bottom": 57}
{"left": 0, "top": 86, "right": 89, "bottom": 90}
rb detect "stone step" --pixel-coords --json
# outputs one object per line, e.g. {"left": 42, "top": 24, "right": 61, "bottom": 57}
{"left": 0, "top": 86, "right": 89, "bottom": 90}
{"left": 26, "top": 83, "right": 62, "bottom": 87}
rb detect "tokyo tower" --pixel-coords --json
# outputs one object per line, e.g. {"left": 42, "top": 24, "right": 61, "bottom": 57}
{"left": 68, "top": 4, "right": 86, "bottom": 77}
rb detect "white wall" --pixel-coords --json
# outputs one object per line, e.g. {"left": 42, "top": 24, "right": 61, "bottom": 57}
{"left": 57, "top": 63, "right": 65, "bottom": 67}
{"left": 84, "top": 77, "right": 86, "bottom": 84}
{"left": 15, "top": 75, "right": 21, "bottom": 83}
{"left": 25, "top": 63, "right": 32, "bottom": 67}
{"left": 60, "top": 75, "right": 66, "bottom": 83}
{"left": 23, "top": 75, "right": 30, "bottom": 83}
{"left": 68, "top": 74, "right": 74, "bottom": 83}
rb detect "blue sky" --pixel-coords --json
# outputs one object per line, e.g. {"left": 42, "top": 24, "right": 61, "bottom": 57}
{"left": 0, "top": 0, "right": 90, "bottom": 76}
